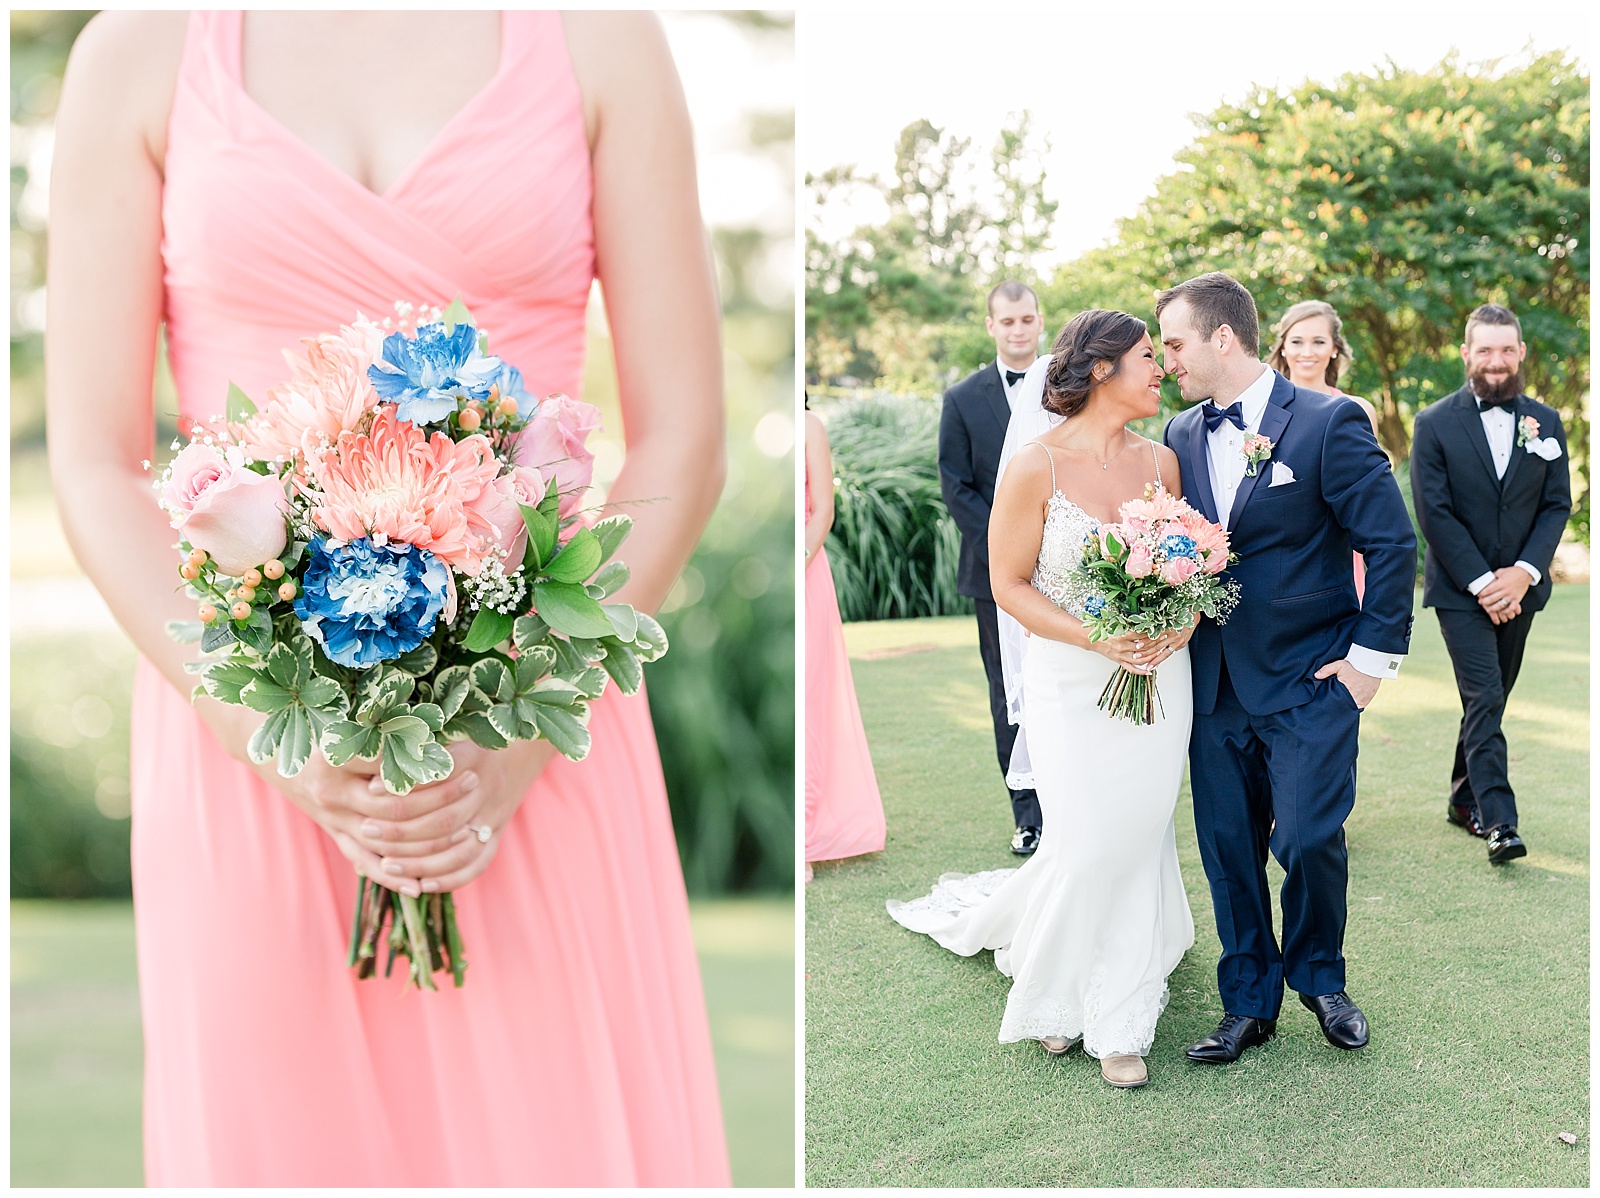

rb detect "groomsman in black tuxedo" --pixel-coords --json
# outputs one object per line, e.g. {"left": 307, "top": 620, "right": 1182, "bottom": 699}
{"left": 1410, "top": 304, "right": 1572, "bottom": 864}
{"left": 938, "top": 281, "right": 1043, "bottom": 854}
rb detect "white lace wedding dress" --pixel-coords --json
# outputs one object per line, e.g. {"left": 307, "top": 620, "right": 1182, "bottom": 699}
{"left": 887, "top": 444, "right": 1195, "bottom": 1058}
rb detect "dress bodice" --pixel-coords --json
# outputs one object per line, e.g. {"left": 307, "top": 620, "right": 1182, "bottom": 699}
{"left": 160, "top": 11, "right": 595, "bottom": 418}
{"left": 1031, "top": 493, "right": 1100, "bottom": 615}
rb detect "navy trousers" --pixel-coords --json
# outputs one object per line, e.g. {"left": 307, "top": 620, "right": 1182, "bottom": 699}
{"left": 1189, "top": 658, "right": 1363, "bottom": 1019}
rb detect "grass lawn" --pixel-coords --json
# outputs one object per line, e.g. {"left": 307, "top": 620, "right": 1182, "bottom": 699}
{"left": 12, "top": 895, "right": 794, "bottom": 1187}
{"left": 805, "top": 585, "right": 1588, "bottom": 1188}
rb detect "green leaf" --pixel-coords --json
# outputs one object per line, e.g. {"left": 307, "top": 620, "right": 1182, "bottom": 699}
{"left": 450, "top": 711, "right": 510, "bottom": 750}
{"left": 599, "top": 639, "right": 643, "bottom": 694}
{"left": 202, "top": 659, "right": 264, "bottom": 705}
{"left": 357, "top": 671, "right": 415, "bottom": 722}
{"left": 542, "top": 527, "right": 603, "bottom": 584}
{"left": 462, "top": 604, "right": 516, "bottom": 653}
{"left": 532, "top": 705, "right": 591, "bottom": 760}
{"left": 440, "top": 294, "right": 474, "bottom": 333}
{"left": 278, "top": 541, "right": 306, "bottom": 573}
{"left": 240, "top": 678, "right": 295, "bottom": 714}
{"left": 520, "top": 504, "right": 557, "bottom": 570}
{"left": 572, "top": 665, "right": 610, "bottom": 700}
{"left": 298, "top": 675, "right": 345, "bottom": 713}
{"left": 469, "top": 657, "right": 514, "bottom": 703}
{"left": 531, "top": 581, "right": 613, "bottom": 639}
{"left": 512, "top": 646, "right": 558, "bottom": 692}
{"left": 603, "top": 604, "right": 639, "bottom": 642}
{"left": 246, "top": 707, "right": 290, "bottom": 765}
{"left": 486, "top": 703, "right": 521, "bottom": 742}
{"left": 378, "top": 713, "right": 434, "bottom": 753}
{"left": 235, "top": 608, "right": 274, "bottom": 655}
{"left": 391, "top": 643, "right": 439, "bottom": 677}
{"left": 592, "top": 514, "right": 633, "bottom": 565}
{"left": 513, "top": 614, "right": 551, "bottom": 653}
{"left": 589, "top": 560, "right": 630, "bottom": 598}
{"left": 276, "top": 705, "right": 313, "bottom": 776}
{"left": 321, "top": 720, "right": 382, "bottom": 765}
{"left": 265, "top": 638, "right": 311, "bottom": 691}
{"left": 632, "top": 612, "right": 669, "bottom": 662}
{"left": 201, "top": 622, "right": 238, "bottom": 654}
{"left": 226, "top": 381, "right": 258, "bottom": 423}
{"left": 416, "top": 740, "right": 455, "bottom": 781}
{"left": 432, "top": 666, "right": 472, "bottom": 722}
{"left": 529, "top": 677, "right": 585, "bottom": 707}
{"left": 411, "top": 703, "right": 445, "bottom": 733}
{"left": 166, "top": 619, "right": 205, "bottom": 644}
{"left": 378, "top": 740, "right": 421, "bottom": 795}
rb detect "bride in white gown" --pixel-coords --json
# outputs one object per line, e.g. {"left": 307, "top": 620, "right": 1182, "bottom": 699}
{"left": 888, "top": 310, "right": 1197, "bottom": 1089}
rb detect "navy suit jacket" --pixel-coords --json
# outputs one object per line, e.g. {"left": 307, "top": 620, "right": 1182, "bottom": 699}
{"left": 938, "top": 362, "right": 1013, "bottom": 600}
{"left": 1164, "top": 371, "right": 1417, "bottom": 717}
{"left": 1409, "top": 387, "right": 1571, "bottom": 614}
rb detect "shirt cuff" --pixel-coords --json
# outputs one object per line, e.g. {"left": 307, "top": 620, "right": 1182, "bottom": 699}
{"left": 1514, "top": 560, "right": 1542, "bottom": 586}
{"left": 1466, "top": 571, "right": 1495, "bottom": 596}
{"left": 1347, "top": 643, "right": 1404, "bottom": 679}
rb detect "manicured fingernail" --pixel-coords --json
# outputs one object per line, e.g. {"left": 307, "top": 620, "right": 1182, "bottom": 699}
{"left": 360, "top": 821, "right": 382, "bottom": 839}
{"left": 421, "top": 879, "right": 440, "bottom": 893}
{"left": 382, "top": 859, "right": 405, "bottom": 875}
{"left": 408, "top": 883, "right": 422, "bottom": 897}
{"left": 368, "top": 777, "right": 384, "bottom": 794}
{"left": 460, "top": 771, "right": 479, "bottom": 792}
{"left": 451, "top": 828, "right": 470, "bottom": 844}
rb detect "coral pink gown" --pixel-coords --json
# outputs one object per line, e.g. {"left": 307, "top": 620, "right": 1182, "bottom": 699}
{"left": 129, "top": 12, "right": 729, "bottom": 1186}
{"left": 804, "top": 461, "right": 885, "bottom": 863}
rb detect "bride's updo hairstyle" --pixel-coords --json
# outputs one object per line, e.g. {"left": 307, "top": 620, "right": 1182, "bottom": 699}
{"left": 1042, "top": 309, "right": 1149, "bottom": 419}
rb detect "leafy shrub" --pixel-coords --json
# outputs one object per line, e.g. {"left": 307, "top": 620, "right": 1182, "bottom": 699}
{"left": 823, "top": 395, "right": 970, "bottom": 621}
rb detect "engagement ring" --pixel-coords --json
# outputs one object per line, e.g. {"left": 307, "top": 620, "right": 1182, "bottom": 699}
{"left": 468, "top": 824, "right": 493, "bottom": 844}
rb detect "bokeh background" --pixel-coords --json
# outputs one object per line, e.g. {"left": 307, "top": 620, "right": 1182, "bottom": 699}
{"left": 10, "top": 10, "right": 795, "bottom": 1186}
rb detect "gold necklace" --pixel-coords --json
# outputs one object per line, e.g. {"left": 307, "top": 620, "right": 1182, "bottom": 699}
{"left": 1065, "top": 430, "right": 1136, "bottom": 471}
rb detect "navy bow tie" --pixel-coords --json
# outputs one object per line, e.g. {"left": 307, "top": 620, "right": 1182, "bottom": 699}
{"left": 1005, "top": 369, "right": 1028, "bottom": 387}
{"left": 1203, "top": 402, "right": 1246, "bottom": 433}
{"left": 1477, "top": 395, "right": 1516, "bottom": 413}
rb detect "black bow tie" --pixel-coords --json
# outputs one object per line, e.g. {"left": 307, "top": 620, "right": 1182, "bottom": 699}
{"left": 1203, "top": 402, "right": 1246, "bottom": 433}
{"left": 1477, "top": 396, "right": 1516, "bottom": 413}
{"left": 1005, "top": 369, "right": 1028, "bottom": 387}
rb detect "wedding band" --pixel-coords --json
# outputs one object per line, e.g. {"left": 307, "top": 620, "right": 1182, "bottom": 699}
{"left": 468, "top": 823, "right": 493, "bottom": 844}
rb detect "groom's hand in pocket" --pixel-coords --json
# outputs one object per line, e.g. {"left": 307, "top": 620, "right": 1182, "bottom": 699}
{"left": 1314, "top": 658, "right": 1380, "bottom": 709}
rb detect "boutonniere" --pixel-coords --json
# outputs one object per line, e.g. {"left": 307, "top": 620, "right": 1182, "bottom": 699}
{"left": 1517, "top": 415, "right": 1540, "bottom": 448}
{"left": 1241, "top": 433, "right": 1275, "bottom": 477}
{"left": 1518, "top": 414, "right": 1564, "bottom": 461}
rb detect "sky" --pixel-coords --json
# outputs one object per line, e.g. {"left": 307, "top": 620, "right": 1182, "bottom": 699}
{"left": 802, "top": 2, "right": 1591, "bottom": 265}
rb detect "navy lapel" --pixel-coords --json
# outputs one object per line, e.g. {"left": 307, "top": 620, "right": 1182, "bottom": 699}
{"left": 1498, "top": 394, "right": 1535, "bottom": 493}
{"left": 1227, "top": 373, "right": 1295, "bottom": 531}
{"left": 1451, "top": 388, "right": 1501, "bottom": 488}
{"left": 1184, "top": 407, "right": 1219, "bottom": 525}
{"left": 980, "top": 362, "right": 1011, "bottom": 440}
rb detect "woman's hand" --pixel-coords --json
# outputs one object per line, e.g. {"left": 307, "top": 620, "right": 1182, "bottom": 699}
{"left": 361, "top": 738, "right": 560, "bottom": 895}
{"left": 1091, "top": 617, "right": 1196, "bottom": 674}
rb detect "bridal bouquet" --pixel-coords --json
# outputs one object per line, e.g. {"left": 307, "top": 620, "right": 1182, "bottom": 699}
{"left": 155, "top": 299, "right": 666, "bottom": 990}
{"left": 1069, "top": 485, "right": 1239, "bottom": 725}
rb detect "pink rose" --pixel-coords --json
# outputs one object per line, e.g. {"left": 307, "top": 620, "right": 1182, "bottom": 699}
{"left": 507, "top": 464, "right": 548, "bottom": 509}
{"left": 1203, "top": 548, "right": 1229, "bottom": 575}
{"left": 513, "top": 395, "right": 602, "bottom": 517}
{"left": 179, "top": 465, "right": 291, "bottom": 576}
{"left": 1159, "top": 556, "right": 1200, "bottom": 586}
{"left": 465, "top": 473, "right": 528, "bottom": 566}
{"left": 162, "top": 442, "right": 231, "bottom": 524}
{"left": 1125, "top": 541, "right": 1155, "bottom": 578}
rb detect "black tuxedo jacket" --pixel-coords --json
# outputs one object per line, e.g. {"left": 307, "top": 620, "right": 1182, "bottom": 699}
{"left": 938, "top": 362, "right": 1013, "bottom": 600}
{"left": 1410, "top": 387, "right": 1571, "bottom": 613}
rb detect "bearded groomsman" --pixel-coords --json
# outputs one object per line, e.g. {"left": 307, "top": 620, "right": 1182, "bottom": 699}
{"left": 1409, "top": 304, "right": 1572, "bottom": 865}
{"left": 938, "top": 281, "right": 1043, "bottom": 854}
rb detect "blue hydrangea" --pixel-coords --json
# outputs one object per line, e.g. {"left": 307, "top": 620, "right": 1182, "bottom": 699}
{"left": 295, "top": 537, "right": 450, "bottom": 669}
{"left": 367, "top": 321, "right": 503, "bottom": 426}
{"left": 491, "top": 362, "right": 538, "bottom": 421}
{"left": 1159, "top": 532, "right": 1199, "bottom": 560}
{"left": 1084, "top": 596, "right": 1107, "bottom": 618}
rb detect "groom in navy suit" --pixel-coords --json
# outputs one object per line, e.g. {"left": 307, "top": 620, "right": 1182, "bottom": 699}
{"left": 1159, "top": 273, "right": 1416, "bottom": 1063}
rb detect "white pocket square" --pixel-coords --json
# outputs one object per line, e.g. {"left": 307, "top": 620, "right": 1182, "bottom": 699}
{"left": 1525, "top": 436, "right": 1563, "bottom": 462}
{"left": 1268, "top": 461, "right": 1296, "bottom": 487}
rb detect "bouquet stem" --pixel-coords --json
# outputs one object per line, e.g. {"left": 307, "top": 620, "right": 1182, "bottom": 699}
{"left": 347, "top": 877, "right": 467, "bottom": 990}
{"left": 1098, "top": 665, "right": 1166, "bottom": 726}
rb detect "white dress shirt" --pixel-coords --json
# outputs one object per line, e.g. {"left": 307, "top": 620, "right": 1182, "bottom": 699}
{"left": 1465, "top": 392, "right": 1543, "bottom": 594}
{"left": 996, "top": 357, "right": 1037, "bottom": 413}
{"left": 1205, "top": 366, "right": 1403, "bottom": 680}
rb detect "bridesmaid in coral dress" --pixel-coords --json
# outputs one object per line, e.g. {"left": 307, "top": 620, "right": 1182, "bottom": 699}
{"left": 46, "top": 12, "right": 729, "bottom": 1186}
{"left": 804, "top": 406, "right": 886, "bottom": 881}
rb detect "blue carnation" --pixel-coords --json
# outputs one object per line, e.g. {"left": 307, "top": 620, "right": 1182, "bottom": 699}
{"left": 1084, "top": 596, "right": 1107, "bottom": 618}
{"left": 367, "top": 321, "right": 503, "bottom": 427}
{"left": 1159, "top": 532, "right": 1199, "bottom": 560}
{"left": 295, "top": 537, "right": 450, "bottom": 669}
{"left": 491, "top": 362, "right": 538, "bottom": 421}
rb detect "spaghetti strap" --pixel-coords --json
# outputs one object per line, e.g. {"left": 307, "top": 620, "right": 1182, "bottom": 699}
{"left": 1150, "top": 438, "right": 1163, "bottom": 488}
{"left": 1029, "top": 440, "right": 1057, "bottom": 492}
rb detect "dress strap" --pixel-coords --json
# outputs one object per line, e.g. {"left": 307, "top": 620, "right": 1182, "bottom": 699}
{"left": 1150, "top": 438, "right": 1163, "bottom": 488}
{"left": 1029, "top": 440, "right": 1057, "bottom": 492}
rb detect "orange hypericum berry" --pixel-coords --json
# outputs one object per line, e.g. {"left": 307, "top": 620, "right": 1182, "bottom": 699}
{"left": 277, "top": 581, "right": 298, "bottom": 602}
{"left": 458, "top": 408, "right": 483, "bottom": 432}
{"left": 242, "top": 568, "right": 263, "bottom": 588}
{"left": 187, "top": 548, "right": 208, "bottom": 567}
{"left": 230, "top": 601, "right": 252, "bottom": 621}
{"left": 262, "top": 559, "right": 285, "bottom": 580}
{"left": 237, "top": 585, "right": 257, "bottom": 603}
{"left": 198, "top": 604, "right": 218, "bottom": 623}
{"left": 497, "top": 397, "right": 520, "bottom": 418}
{"left": 179, "top": 563, "right": 200, "bottom": 581}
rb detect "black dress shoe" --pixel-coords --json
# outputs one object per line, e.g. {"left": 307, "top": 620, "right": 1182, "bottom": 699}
{"left": 1299, "top": 990, "right": 1369, "bottom": 1050}
{"left": 1446, "top": 801, "right": 1486, "bottom": 838}
{"left": 1010, "top": 826, "right": 1041, "bottom": 856}
{"left": 1184, "top": 1014, "right": 1276, "bottom": 1063}
{"left": 1486, "top": 825, "right": 1527, "bottom": 864}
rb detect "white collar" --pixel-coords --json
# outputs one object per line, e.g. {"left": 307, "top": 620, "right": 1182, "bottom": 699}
{"left": 996, "top": 357, "right": 1037, "bottom": 385}
{"left": 1209, "top": 365, "right": 1275, "bottom": 425}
